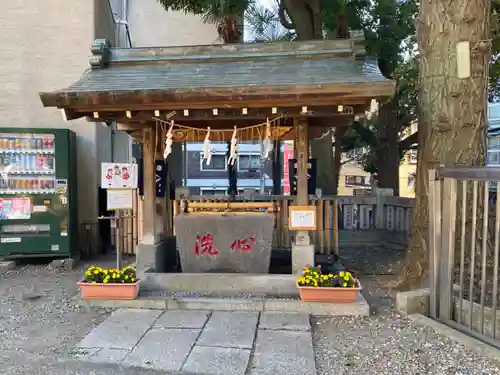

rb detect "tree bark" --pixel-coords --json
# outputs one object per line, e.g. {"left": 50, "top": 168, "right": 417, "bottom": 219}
{"left": 376, "top": 99, "right": 400, "bottom": 195}
{"left": 281, "top": 0, "right": 332, "bottom": 196}
{"left": 332, "top": 127, "right": 347, "bottom": 195}
{"left": 311, "top": 132, "right": 336, "bottom": 195}
{"left": 399, "top": 0, "right": 490, "bottom": 289}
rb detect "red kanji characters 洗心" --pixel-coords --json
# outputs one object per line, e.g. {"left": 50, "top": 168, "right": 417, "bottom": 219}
{"left": 194, "top": 233, "right": 219, "bottom": 256}
{"left": 230, "top": 236, "right": 256, "bottom": 253}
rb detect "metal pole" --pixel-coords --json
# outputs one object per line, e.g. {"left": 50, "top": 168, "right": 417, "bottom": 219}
{"left": 183, "top": 141, "right": 188, "bottom": 187}
{"left": 114, "top": 212, "right": 122, "bottom": 269}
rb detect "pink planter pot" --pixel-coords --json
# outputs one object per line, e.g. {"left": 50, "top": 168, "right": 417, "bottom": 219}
{"left": 297, "top": 280, "right": 362, "bottom": 303}
{"left": 78, "top": 280, "right": 140, "bottom": 300}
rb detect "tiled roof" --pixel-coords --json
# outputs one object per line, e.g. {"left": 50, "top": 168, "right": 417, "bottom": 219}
{"left": 39, "top": 38, "right": 395, "bottom": 109}
{"left": 63, "top": 57, "right": 386, "bottom": 93}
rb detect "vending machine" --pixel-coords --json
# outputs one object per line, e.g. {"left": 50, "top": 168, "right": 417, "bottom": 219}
{"left": 0, "top": 128, "right": 77, "bottom": 258}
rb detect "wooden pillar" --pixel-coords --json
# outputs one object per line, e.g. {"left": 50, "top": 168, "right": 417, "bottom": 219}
{"left": 294, "top": 117, "right": 309, "bottom": 205}
{"left": 141, "top": 128, "right": 159, "bottom": 245}
{"left": 292, "top": 116, "right": 314, "bottom": 272}
{"left": 272, "top": 140, "right": 282, "bottom": 195}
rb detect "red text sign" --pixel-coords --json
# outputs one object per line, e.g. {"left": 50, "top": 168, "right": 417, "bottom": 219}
{"left": 194, "top": 233, "right": 219, "bottom": 256}
{"left": 231, "top": 236, "right": 256, "bottom": 253}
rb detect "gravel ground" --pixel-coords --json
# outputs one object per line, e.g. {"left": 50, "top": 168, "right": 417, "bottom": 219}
{"left": 339, "top": 244, "right": 407, "bottom": 276}
{"left": 313, "top": 313, "right": 500, "bottom": 375}
{"left": 0, "top": 260, "right": 113, "bottom": 357}
{"left": 1, "top": 247, "right": 500, "bottom": 375}
{"left": 312, "top": 244, "right": 500, "bottom": 374}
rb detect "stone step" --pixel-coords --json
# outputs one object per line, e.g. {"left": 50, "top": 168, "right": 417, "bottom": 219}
{"left": 73, "top": 293, "right": 369, "bottom": 317}
{"left": 71, "top": 309, "right": 319, "bottom": 375}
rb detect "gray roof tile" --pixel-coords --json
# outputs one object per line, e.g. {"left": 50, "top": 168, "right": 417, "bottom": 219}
{"left": 61, "top": 57, "right": 385, "bottom": 93}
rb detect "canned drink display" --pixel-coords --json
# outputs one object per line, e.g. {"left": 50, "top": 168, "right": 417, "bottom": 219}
{"left": 20, "top": 155, "right": 26, "bottom": 170}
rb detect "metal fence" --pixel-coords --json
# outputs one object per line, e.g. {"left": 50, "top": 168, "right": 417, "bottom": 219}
{"left": 429, "top": 167, "right": 500, "bottom": 347}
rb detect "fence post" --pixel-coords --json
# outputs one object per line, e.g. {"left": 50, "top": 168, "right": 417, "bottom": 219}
{"left": 439, "top": 176, "right": 457, "bottom": 320}
{"left": 428, "top": 169, "right": 440, "bottom": 318}
{"left": 374, "top": 188, "right": 393, "bottom": 229}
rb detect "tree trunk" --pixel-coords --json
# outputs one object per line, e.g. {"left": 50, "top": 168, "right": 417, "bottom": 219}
{"left": 311, "top": 133, "right": 336, "bottom": 195}
{"left": 332, "top": 127, "right": 347, "bottom": 195}
{"left": 398, "top": 0, "right": 490, "bottom": 289}
{"left": 376, "top": 100, "right": 400, "bottom": 195}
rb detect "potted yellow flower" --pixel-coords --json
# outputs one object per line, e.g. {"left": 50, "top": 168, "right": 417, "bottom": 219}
{"left": 296, "top": 265, "right": 361, "bottom": 303}
{"left": 77, "top": 265, "right": 140, "bottom": 300}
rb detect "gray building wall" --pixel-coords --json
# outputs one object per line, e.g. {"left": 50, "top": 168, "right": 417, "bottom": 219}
{"left": 0, "top": 0, "right": 117, "bottom": 230}
{"left": 187, "top": 151, "right": 272, "bottom": 179}
{"left": 126, "top": 0, "right": 221, "bottom": 47}
{"left": 0, "top": 0, "right": 221, "bottom": 245}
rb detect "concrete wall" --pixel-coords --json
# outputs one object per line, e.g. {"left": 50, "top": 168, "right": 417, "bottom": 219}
{"left": 127, "top": 0, "right": 221, "bottom": 47}
{"left": 0, "top": 0, "right": 117, "bottom": 230}
{"left": 0, "top": 0, "right": 219, "bottom": 247}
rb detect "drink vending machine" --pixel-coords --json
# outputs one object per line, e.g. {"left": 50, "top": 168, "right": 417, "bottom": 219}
{"left": 0, "top": 129, "right": 78, "bottom": 258}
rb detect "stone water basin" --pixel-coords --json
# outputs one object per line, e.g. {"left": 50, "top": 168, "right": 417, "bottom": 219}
{"left": 174, "top": 213, "right": 274, "bottom": 273}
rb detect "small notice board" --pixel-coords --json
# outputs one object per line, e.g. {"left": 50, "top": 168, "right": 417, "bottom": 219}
{"left": 107, "top": 189, "right": 134, "bottom": 210}
{"left": 289, "top": 205, "right": 317, "bottom": 231}
{"left": 101, "top": 163, "right": 138, "bottom": 189}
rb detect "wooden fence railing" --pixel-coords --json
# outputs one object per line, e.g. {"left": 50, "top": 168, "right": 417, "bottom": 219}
{"left": 172, "top": 197, "right": 339, "bottom": 255}
{"left": 113, "top": 194, "right": 415, "bottom": 256}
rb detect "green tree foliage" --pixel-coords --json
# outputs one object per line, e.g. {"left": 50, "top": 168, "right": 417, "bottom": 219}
{"left": 244, "top": 1, "right": 295, "bottom": 41}
{"left": 490, "top": 1, "right": 500, "bottom": 99}
{"left": 338, "top": 59, "right": 419, "bottom": 175}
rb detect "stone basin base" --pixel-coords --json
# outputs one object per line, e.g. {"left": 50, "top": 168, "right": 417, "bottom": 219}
{"left": 174, "top": 214, "right": 274, "bottom": 273}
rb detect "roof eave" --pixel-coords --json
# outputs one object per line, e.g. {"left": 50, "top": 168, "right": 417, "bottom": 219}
{"left": 38, "top": 81, "right": 395, "bottom": 110}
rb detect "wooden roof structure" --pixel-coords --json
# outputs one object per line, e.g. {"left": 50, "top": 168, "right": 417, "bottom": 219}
{"left": 39, "top": 33, "right": 395, "bottom": 141}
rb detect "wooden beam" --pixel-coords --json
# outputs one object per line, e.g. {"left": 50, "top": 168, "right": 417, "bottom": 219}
{"left": 60, "top": 108, "right": 84, "bottom": 121}
{"left": 43, "top": 88, "right": 379, "bottom": 111}
{"left": 83, "top": 105, "right": 365, "bottom": 123}
{"left": 116, "top": 122, "right": 147, "bottom": 131}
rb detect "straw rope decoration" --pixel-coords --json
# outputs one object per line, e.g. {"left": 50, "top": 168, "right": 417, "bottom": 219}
{"left": 154, "top": 115, "right": 285, "bottom": 161}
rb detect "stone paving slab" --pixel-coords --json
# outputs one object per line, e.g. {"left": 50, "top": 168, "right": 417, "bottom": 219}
{"left": 249, "top": 329, "right": 316, "bottom": 375}
{"left": 122, "top": 328, "right": 200, "bottom": 371}
{"left": 77, "top": 309, "right": 162, "bottom": 350}
{"left": 259, "top": 312, "right": 311, "bottom": 331}
{"left": 88, "top": 348, "right": 130, "bottom": 364}
{"left": 196, "top": 311, "right": 258, "bottom": 349}
{"left": 154, "top": 310, "right": 210, "bottom": 329}
{"left": 182, "top": 346, "right": 251, "bottom": 375}
{"left": 72, "top": 308, "right": 317, "bottom": 374}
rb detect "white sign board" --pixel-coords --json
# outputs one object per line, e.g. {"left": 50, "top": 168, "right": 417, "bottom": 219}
{"left": 101, "top": 163, "right": 138, "bottom": 189}
{"left": 289, "top": 205, "right": 317, "bottom": 231}
{"left": 107, "top": 189, "right": 134, "bottom": 210}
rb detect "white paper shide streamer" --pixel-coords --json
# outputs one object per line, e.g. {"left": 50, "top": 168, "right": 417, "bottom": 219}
{"left": 228, "top": 126, "right": 238, "bottom": 166}
{"left": 163, "top": 121, "right": 174, "bottom": 160}
{"left": 203, "top": 126, "right": 212, "bottom": 165}
{"left": 263, "top": 117, "right": 273, "bottom": 159}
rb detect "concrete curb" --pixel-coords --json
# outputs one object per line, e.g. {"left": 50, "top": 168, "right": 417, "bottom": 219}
{"left": 141, "top": 271, "right": 300, "bottom": 297}
{"left": 72, "top": 294, "right": 370, "bottom": 317}
{"left": 407, "top": 314, "right": 500, "bottom": 368}
{"left": 396, "top": 288, "right": 430, "bottom": 315}
{"left": 0, "top": 261, "right": 16, "bottom": 271}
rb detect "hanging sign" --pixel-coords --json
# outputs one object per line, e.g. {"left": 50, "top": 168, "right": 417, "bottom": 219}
{"left": 101, "top": 163, "right": 138, "bottom": 189}
{"left": 289, "top": 205, "right": 317, "bottom": 231}
{"left": 156, "top": 160, "right": 167, "bottom": 198}
{"left": 288, "top": 159, "right": 317, "bottom": 196}
{"left": 283, "top": 143, "right": 293, "bottom": 195}
{"left": 106, "top": 189, "right": 134, "bottom": 210}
